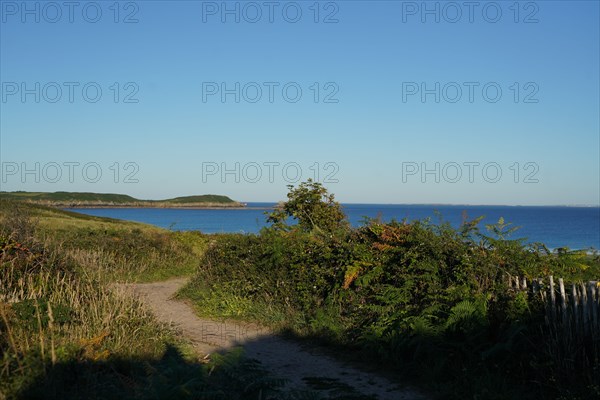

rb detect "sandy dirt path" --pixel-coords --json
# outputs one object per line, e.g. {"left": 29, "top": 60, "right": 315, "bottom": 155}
{"left": 121, "top": 278, "right": 427, "bottom": 400}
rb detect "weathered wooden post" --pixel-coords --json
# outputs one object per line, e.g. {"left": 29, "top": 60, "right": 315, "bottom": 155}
{"left": 571, "top": 283, "right": 579, "bottom": 334}
{"left": 559, "top": 278, "right": 567, "bottom": 326}
{"left": 549, "top": 276, "right": 557, "bottom": 324}
{"left": 538, "top": 278, "right": 546, "bottom": 302}
{"left": 581, "top": 282, "right": 589, "bottom": 335}
{"left": 588, "top": 281, "right": 598, "bottom": 334}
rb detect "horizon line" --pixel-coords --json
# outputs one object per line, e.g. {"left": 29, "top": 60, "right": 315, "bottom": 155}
{"left": 2, "top": 191, "right": 598, "bottom": 208}
{"left": 246, "top": 201, "right": 600, "bottom": 208}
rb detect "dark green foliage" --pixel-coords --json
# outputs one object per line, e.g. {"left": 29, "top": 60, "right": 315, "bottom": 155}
{"left": 183, "top": 182, "right": 600, "bottom": 400}
{"left": 163, "top": 194, "right": 236, "bottom": 204}
{"left": 11, "top": 299, "right": 74, "bottom": 329}
{"left": 267, "top": 180, "right": 348, "bottom": 233}
{"left": 0, "top": 191, "right": 138, "bottom": 203}
{"left": 0, "top": 191, "right": 237, "bottom": 204}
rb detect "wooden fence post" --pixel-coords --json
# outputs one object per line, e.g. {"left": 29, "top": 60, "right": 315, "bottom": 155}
{"left": 571, "top": 283, "right": 579, "bottom": 334}
{"left": 558, "top": 278, "right": 567, "bottom": 326}
{"left": 549, "top": 276, "right": 557, "bottom": 322}
{"left": 539, "top": 278, "right": 546, "bottom": 302}
{"left": 588, "top": 282, "right": 598, "bottom": 335}
{"left": 581, "top": 282, "right": 589, "bottom": 335}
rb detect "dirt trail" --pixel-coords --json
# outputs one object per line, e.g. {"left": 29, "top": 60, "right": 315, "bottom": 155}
{"left": 121, "top": 278, "right": 427, "bottom": 400}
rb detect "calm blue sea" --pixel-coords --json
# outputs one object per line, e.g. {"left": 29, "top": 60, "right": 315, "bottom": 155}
{"left": 65, "top": 204, "right": 600, "bottom": 251}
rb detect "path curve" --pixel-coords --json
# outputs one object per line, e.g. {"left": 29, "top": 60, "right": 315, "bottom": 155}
{"left": 120, "top": 278, "right": 426, "bottom": 400}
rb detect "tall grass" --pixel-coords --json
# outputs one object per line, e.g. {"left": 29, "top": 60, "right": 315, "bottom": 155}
{"left": 0, "top": 204, "right": 174, "bottom": 397}
{"left": 40, "top": 225, "right": 208, "bottom": 283}
{"left": 0, "top": 202, "right": 309, "bottom": 399}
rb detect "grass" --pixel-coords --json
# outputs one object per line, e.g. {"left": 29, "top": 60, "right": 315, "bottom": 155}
{"left": 0, "top": 201, "right": 208, "bottom": 283}
{"left": 177, "top": 279, "right": 293, "bottom": 327}
{"left": 11, "top": 196, "right": 595, "bottom": 399}
{"left": 0, "top": 207, "right": 177, "bottom": 398}
{"left": 0, "top": 201, "right": 316, "bottom": 399}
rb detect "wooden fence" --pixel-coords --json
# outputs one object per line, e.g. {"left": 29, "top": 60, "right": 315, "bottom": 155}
{"left": 507, "top": 275, "right": 600, "bottom": 337}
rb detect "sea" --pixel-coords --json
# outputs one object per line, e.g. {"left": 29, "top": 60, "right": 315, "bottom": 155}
{"left": 65, "top": 203, "right": 600, "bottom": 251}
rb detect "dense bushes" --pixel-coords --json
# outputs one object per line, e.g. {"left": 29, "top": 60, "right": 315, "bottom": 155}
{"left": 183, "top": 181, "right": 600, "bottom": 399}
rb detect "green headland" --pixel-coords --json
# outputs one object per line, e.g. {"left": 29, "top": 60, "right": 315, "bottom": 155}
{"left": 0, "top": 191, "right": 244, "bottom": 208}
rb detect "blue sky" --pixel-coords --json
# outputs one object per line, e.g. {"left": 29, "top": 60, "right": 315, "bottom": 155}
{"left": 1, "top": 0, "right": 599, "bottom": 205}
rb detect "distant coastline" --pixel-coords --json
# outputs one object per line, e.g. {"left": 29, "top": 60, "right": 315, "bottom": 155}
{"left": 59, "top": 203, "right": 247, "bottom": 209}
{"left": 0, "top": 191, "right": 246, "bottom": 209}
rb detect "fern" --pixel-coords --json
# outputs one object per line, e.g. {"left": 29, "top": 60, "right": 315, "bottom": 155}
{"left": 445, "top": 299, "right": 487, "bottom": 332}
{"left": 410, "top": 316, "right": 441, "bottom": 337}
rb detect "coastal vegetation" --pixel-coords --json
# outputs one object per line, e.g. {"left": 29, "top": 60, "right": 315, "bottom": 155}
{"left": 0, "top": 201, "right": 295, "bottom": 399}
{"left": 1, "top": 183, "right": 598, "bottom": 399}
{"left": 180, "top": 180, "right": 600, "bottom": 399}
{"left": 0, "top": 191, "right": 243, "bottom": 208}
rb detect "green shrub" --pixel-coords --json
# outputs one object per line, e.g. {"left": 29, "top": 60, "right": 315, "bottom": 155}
{"left": 182, "top": 182, "right": 600, "bottom": 399}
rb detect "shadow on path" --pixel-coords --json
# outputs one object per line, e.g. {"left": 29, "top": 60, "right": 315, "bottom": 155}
{"left": 118, "top": 278, "right": 427, "bottom": 400}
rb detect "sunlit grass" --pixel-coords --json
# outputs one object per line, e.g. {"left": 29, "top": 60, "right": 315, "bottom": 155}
{"left": 0, "top": 201, "right": 208, "bottom": 283}
{"left": 0, "top": 201, "right": 302, "bottom": 399}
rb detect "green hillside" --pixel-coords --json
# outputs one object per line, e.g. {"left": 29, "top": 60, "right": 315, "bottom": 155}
{"left": 0, "top": 191, "right": 241, "bottom": 207}
{"left": 161, "top": 195, "right": 235, "bottom": 204}
{"left": 0, "top": 191, "right": 138, "bottom": 203}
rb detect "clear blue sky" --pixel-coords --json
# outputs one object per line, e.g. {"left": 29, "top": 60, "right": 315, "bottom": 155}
{"left": 1, "top": 0, "right": 598, "bottom": 205}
